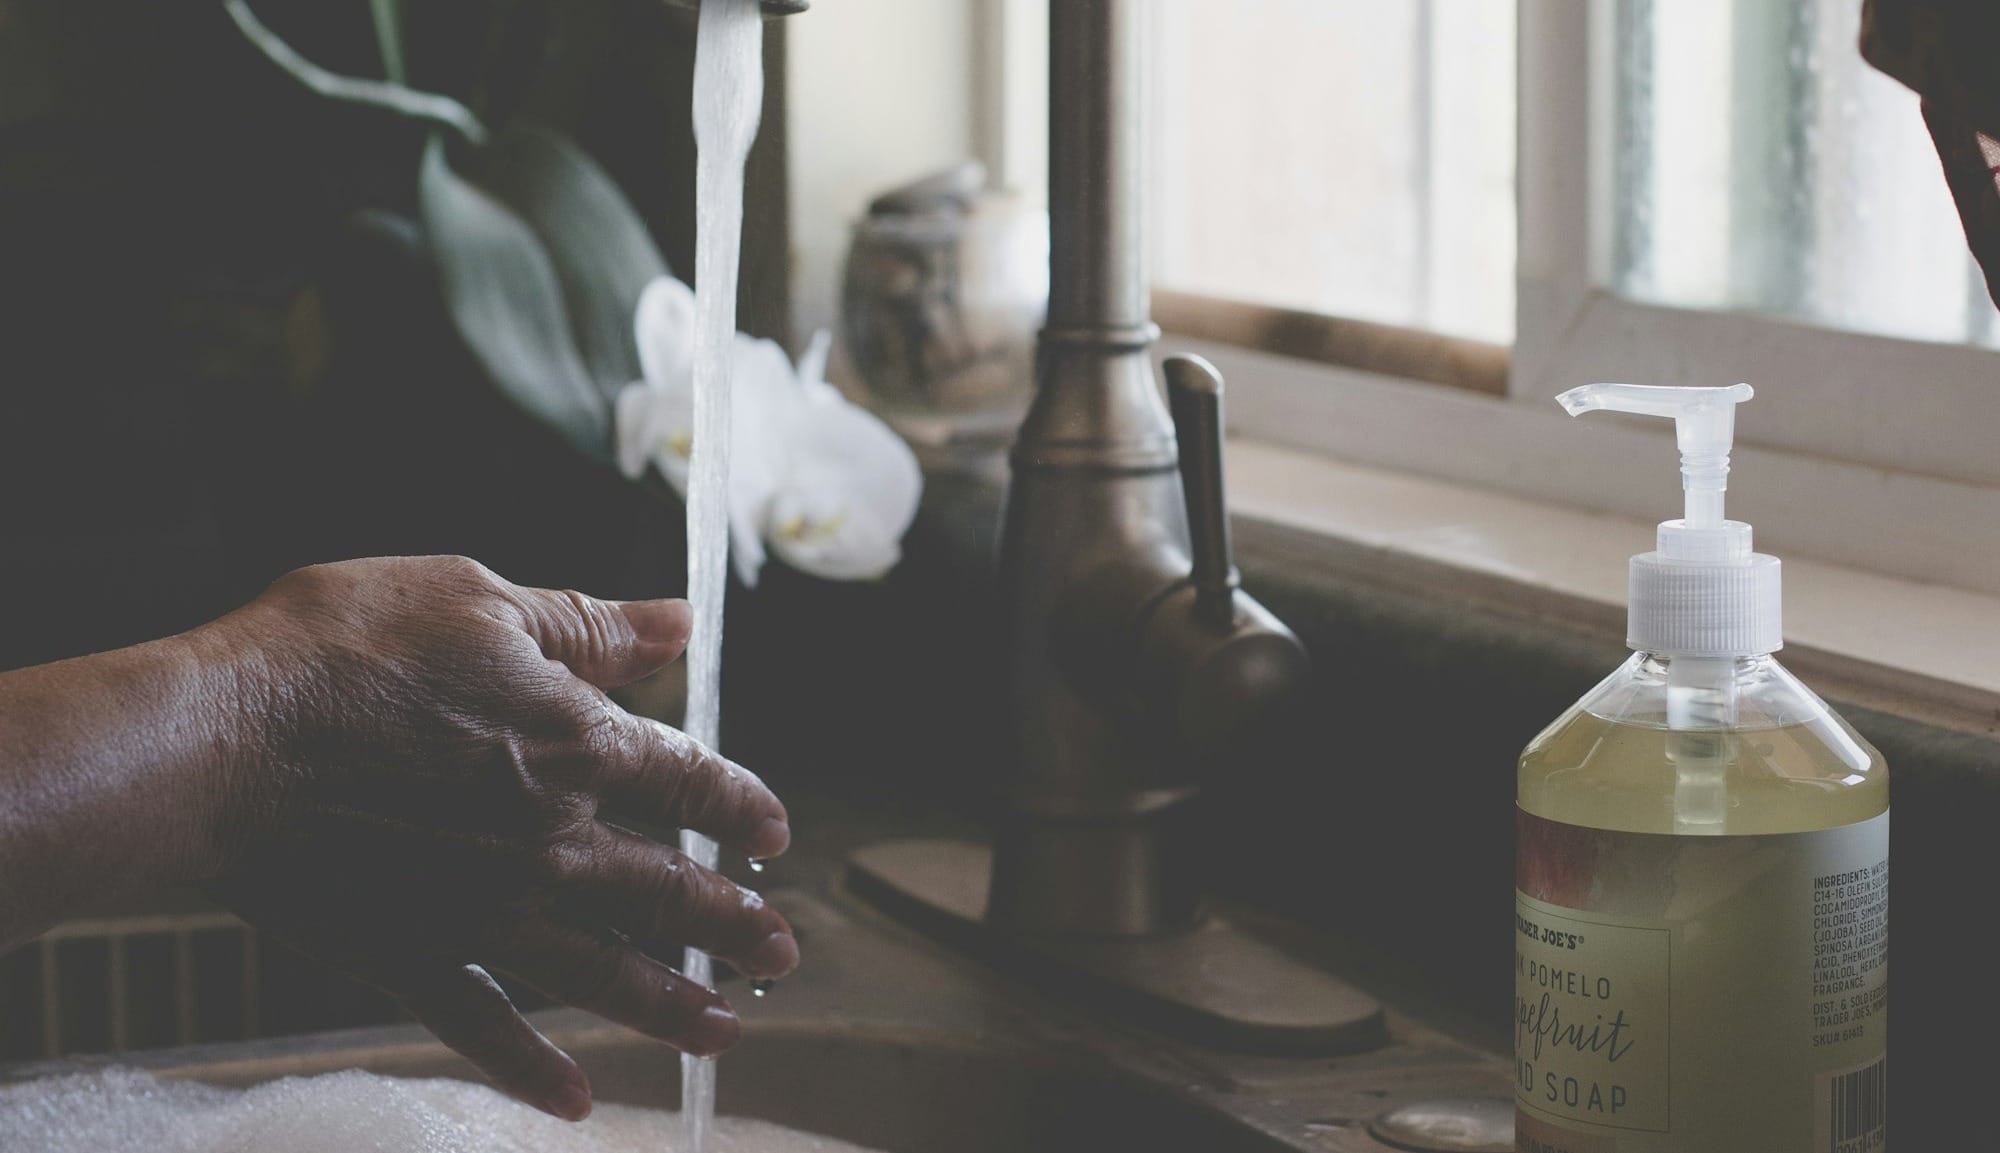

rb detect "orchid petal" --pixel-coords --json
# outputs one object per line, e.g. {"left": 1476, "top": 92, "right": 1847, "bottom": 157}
{"left": 626, "top": 286, "right": 924, "bottom": 586}
{"left": 729, "top": 505, "right": 769, "bottom": 586}
{"left": 795, "top": 328, "right": 836, "bottom": 402}
{"left": 762, "top": 381, "right": 923, "bottom": 582}
{"left": 719, "top": 334, "right": 801, "bottom": 587}
{"left": 613, "top": 378, "right": 699, "bottom": 491}
{"left": 613, "top": 380, "right": 665, "bottom": 480}
{"left": 634, "top": 276, "right": 698, "bottom": 397}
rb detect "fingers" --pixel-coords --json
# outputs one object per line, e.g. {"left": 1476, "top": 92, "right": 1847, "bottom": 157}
{"left": 497, "top": 578, "right": 789, "bottom": 859}
{"left": 500, "top": 922, "right": 741, "bottom": 1057}
{"left": 512, "top": 586, "right": 692, "bottom": 690}
{"left": 592, "top": 716, "right": 791, "bottom": 860}
{"left": 576, "top": 825, "right": 798, "bottom": 979}
{"left": 396, "top": 963, "right": 593, "bottom": 1121}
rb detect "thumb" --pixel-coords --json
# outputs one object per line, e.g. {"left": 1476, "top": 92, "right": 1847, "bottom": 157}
{"left": 511, "top": 587, "right": 692, "bottom": 689}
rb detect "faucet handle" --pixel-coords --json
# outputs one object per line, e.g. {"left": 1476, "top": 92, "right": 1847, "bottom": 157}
{"left": 1163, "top": 354, "right": 1239, "bottom": 626}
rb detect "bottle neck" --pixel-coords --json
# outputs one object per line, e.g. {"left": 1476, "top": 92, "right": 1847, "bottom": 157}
{"left": 1575, "top": 650, "right": 1838, "bottom": 737}
{"left": 1633, "top": 651, "right": 1778, "bottom": 731}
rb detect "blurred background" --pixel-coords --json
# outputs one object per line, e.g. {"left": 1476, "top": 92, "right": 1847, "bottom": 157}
{"left": 5, "top": 0, "right": 1990, "bottom": 670}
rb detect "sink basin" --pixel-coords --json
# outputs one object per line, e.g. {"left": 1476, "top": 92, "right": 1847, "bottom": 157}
{"left": 3, "top": 882, "right": 1509, "bottom": 1152}
{"left": 104, "top": 1018, "right": 1292, "bottom": 1153}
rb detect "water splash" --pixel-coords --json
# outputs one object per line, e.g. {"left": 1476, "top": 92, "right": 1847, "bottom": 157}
{"left": 683, "top": 2, "right": 764, "bottom": 1152}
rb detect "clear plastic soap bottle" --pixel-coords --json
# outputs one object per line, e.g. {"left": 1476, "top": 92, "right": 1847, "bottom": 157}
{"left": 1514, "top": 384, "right": 1888, "bottom": 1153}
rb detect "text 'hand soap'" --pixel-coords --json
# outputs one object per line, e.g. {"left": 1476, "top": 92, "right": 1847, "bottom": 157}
{"left": 1515, "top": 383, "right": 1888, "bottom": 1152}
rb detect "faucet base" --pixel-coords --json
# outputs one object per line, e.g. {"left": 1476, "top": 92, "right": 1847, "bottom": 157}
{"left": 846, "top": 838, "right": 1385, "bottom": 1056}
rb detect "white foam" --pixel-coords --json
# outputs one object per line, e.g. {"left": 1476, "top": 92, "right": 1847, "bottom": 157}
{"left": 0, "top": 1068, "right": 888, "bottom": 1153}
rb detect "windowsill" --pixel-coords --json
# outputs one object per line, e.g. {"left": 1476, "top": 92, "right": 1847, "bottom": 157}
{"left": 1152, "top": 290, "right": 1510, "bottom": 396}
{"left": 1167, "top": 334, "right": 2000, "bottom": 601}
{"left": 1226, "top": 437, "right": 2000, "bottom": 732}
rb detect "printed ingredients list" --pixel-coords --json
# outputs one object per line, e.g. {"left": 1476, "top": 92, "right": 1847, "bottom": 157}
{"left": 1812, "top": 859, "right": 1888, "bottom": 1047}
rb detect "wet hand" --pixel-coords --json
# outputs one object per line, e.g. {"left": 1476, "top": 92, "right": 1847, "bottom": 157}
{"left": 205, "top": 556, "right": 794, "bottom": 1120}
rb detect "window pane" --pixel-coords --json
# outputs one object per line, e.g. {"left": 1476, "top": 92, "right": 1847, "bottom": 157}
{"left": 1146, "top": 0, "right": 1517, "bottom": 343}
{"left": 1611, "top": 0, "right": 1999, "bottom": 346}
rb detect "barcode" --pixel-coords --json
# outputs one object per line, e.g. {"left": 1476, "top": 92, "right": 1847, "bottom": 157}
{"left": 1829, "top": 1057, "right": 1886, "bottom": 1150}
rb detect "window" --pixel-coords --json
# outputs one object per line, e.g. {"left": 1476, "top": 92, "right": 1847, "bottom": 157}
{"left": 1136, "top": 0, "right": 1995, "bottom": 353}
{"left": 1505, "top": 0, "right": 2000, "bottom": 596}
{"left": 1609, "top": 0, "right": 1999, "bottom": 347}
{"left": 972, "top": 0, "right": 2000, "bottom": 600}
{"left": 1145, "top": 0, "right": 1516, "bottom": 344}
{"left": 1513, "top": 0, "right": 2000, "bottom": 512}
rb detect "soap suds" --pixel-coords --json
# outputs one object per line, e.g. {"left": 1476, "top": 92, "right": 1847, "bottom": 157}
{"left": 0, "top": 1067, "right": 887, "bottom": 1153}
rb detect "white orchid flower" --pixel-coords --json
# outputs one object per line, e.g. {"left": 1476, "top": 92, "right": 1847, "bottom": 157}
{"left": 616, "top": 275, "right": 923, "bottom": 586}
{"left": 618, "top": 277, "right": 779, "bottom": 585}
{"left": 760, "top": 330, "right": 924, "bottom": 580}
{"left": 615, "top": 275, "right": 694, "bottom": 482}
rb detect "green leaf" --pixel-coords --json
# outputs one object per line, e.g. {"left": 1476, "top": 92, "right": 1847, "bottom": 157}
{"left": 468, "top": 124, "right": 671, "bottom": 404}
{"left": 418, "top": 135, "right": 610, "bottom": 461}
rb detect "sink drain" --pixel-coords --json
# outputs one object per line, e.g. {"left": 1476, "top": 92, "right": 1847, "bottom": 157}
{"left": 1366, "top": 1098, "right": 1513, "bottom": 1153}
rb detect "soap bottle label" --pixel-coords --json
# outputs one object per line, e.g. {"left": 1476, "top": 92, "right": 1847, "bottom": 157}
{"left": 1514, "top": 808, "right": 1888, "bottom": 1153}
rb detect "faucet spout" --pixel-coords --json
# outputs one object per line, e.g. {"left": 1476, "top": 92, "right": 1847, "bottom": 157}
{"left": 1046, "top": 0, "right": 1147, "bottom": 334}
{"left": 663, "top": 0, "right": 809, "bottom": 15}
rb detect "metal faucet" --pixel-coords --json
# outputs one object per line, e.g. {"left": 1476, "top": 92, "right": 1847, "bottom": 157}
{"left": 663, "top": 0, "right": 809, "bottom": 15}
{"left": 987, "top": 2, "right": 1309, "bottom": 937}
{"left": 852, "top": 0, "right": 1381, "bottom": 1053}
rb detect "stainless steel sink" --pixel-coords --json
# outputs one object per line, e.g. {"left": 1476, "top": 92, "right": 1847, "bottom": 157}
{"left": 3, "top": 881, "right": 1510, "bottom": 1152}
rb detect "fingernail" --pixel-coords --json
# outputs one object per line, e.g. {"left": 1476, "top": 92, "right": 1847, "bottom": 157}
{"left": 684, "top": 1004, "right": 741, "bottom": 1056}
{"left": 550, "top": 1080, "right": 594, "bottom": 1122}
{"left": 745, "top": 931, "right": 800, "bottom": 978}
{"left": 619, "top": 599, "right": 693, "bottom": 647}
{"left": 750, "top": 817, "right": 791, "bottom": 859}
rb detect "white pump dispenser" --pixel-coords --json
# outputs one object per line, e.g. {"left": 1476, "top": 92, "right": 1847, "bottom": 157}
{"left": 1556, "top": 382, "right": 1782, "bottom": 658}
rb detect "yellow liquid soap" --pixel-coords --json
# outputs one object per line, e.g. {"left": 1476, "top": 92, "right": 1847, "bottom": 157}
{"left": 1519, "top": 710, "right": 1887, "bottom": 836}
{"left": 1512, "top": 653, "right": 1889, "bottom": 1152}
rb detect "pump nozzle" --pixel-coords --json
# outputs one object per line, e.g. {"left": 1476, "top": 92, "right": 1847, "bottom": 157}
{"left": 1557, "top": 382, "right": 1752, "bottom": 531}
{"left": 1558, "top": 382, "right": 1781, "bottom": 658}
